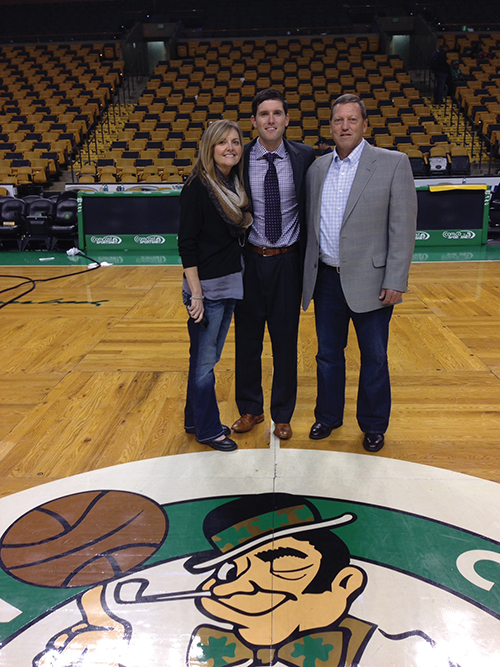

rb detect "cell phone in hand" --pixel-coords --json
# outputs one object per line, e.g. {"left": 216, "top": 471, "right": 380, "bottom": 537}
{"left": 187, "top": 297, "right": 209, "bottom": 329}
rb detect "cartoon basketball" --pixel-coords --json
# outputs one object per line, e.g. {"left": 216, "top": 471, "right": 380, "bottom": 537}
{"left": 0, "top": 490, "right": 168, "bottom": 588}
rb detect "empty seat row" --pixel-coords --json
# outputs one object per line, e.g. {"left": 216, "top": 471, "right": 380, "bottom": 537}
{"left": 0, "top": 193, "right": 77, "bottom": 251}
{"left": 403, "top": 147, "right": 470, "bottom": 177}
{"left": 78, "top": 160, "right": 183, "bottom": 183}
{"left": 178, "top": 36, "right": 381, "bottom": 59}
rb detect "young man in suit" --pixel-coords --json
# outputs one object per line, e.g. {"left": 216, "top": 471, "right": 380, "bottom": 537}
{"left": 231, "top": 89, "right": 315, "bottom": 440}
{"left": 302, "top": 94, "right": 417, "bottom": 452}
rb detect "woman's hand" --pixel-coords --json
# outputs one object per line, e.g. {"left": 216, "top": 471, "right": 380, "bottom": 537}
{"left": 187, "top": 296, "right": 205, "bottom": 323}
{"left": 184, "top": 267, "right": 205, "bottom": 323}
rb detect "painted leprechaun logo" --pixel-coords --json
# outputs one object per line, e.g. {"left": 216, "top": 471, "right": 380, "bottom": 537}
{"left": 0, "top": 490, "right": 499, "bottom": 666}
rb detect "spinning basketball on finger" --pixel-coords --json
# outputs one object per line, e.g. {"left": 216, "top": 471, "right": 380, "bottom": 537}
{"left": 0, "top": 490, "right": 168, "bottom": 667}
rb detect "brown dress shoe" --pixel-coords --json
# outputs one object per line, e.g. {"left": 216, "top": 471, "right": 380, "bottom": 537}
{"left": 231, "top": 413, "right": 265, "bottom": 433}
{"left": 274, "top": 423, "right": 292, "bottom": 439}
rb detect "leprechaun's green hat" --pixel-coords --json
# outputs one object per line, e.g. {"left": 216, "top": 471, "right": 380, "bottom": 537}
{"left": 189, "top": 492, "right": 355, "bottom": 571}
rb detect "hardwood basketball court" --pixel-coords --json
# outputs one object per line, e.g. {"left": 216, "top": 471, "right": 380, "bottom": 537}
{"left": 0, "top": 257, "right": 499, "bottom": 494}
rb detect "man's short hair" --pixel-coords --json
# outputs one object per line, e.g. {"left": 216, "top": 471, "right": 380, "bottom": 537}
{"left": 252, "top": 88, "right": 288, "bottom": 117}
{"left": 331, "top": 94, "right": 367, "bottom": 121}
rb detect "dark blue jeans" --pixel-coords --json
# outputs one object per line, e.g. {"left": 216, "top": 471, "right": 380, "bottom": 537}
{"left": 313, "top": 264, "right": 393, "bottom": 434}
{"left": 184, "top": 294, "right": 236, "bottom": 443}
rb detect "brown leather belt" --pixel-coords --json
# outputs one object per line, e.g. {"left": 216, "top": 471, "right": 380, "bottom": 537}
{"left": 250, "top": 243, "right": 297, "bottom": 257}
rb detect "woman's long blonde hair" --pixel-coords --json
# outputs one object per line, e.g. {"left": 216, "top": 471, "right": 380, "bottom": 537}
{"left": 191, "top": 119, "right": 251, "bottom": 229}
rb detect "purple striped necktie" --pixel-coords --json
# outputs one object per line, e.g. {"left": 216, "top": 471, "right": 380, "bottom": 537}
{"left": 263, "top": 152, "right": 282, "bottom": 243}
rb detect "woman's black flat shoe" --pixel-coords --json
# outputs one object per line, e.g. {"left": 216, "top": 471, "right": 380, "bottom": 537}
{"left": 199, "top": 436, "right": 237, "bottom": 451}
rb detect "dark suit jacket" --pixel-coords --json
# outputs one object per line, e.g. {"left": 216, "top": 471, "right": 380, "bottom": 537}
{"left": 243, "top": 137, "right": 315, "bottom": 252}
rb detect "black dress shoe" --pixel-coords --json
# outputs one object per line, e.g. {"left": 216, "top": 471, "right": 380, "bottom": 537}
{"left": 198, "top": 436, "right": 238, "bottom": 452}
{"left": 309, "top": 421, "right": 342, "bottom": 440}
{"left": 363, "top": 433, "right": 385, "bottom": 452}
{"left": 186, "top": 425, "right": 230, "bottom": 436}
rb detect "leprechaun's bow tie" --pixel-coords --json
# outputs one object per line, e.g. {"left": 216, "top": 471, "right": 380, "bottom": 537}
{"left": 187, "top": 618, "right": 376, "bottom": 667}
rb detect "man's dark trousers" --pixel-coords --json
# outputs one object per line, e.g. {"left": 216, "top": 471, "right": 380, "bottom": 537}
{"left": 234, "top": 245, "right": 301, "bottom": 424}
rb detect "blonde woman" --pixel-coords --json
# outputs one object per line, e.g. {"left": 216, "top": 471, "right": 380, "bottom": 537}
{"left": 178, "top": 120, "right": 252, "bottom": 451}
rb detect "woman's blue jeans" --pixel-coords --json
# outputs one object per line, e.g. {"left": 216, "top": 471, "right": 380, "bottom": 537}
{"left": 184, "top": 295, "right": 236, "bottom": 443}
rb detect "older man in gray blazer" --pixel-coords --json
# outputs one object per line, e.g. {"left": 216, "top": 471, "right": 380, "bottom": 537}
{"left": 302, "top": 94, "right": 417, "bottom": 452}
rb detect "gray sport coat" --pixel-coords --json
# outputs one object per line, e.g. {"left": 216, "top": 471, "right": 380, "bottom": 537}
{"left": 302, "top": 142, "right": 418, "bottom": 313}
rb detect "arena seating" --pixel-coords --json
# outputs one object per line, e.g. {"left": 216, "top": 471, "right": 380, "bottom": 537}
{"left": 442, "top": 33, "right": 500, "bottom": 159}
{"left": 86, "top": 34, "right": 459, "bottom": 182}
{"left": 2, "top": 27, "right": 500, "bottom": 190}
{"left": 0, "top": 42, "right": 124, "bottom": 187}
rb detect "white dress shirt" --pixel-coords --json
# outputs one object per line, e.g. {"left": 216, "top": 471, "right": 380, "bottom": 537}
{"left": 319, "top": 139, "right": 366, "bottom": 266}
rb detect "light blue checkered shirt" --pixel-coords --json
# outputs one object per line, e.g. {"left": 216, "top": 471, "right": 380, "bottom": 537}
{"left": 319, "top": 139, "right": 366, "bottom": 266}
{"left": 248, "top": 139, "right": 299, "bottom": 248}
